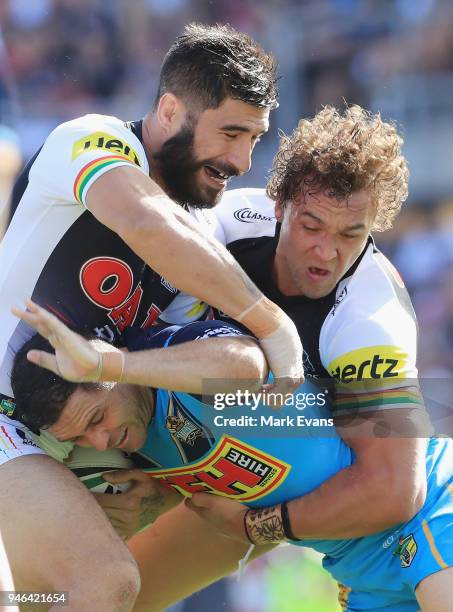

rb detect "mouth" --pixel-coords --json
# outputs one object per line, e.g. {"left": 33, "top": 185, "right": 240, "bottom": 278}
{"left": 116, "top": 427, "right": 128, "bottom": 449}
{"left": 307, "top": 266, "right": 331, "bottom": 281}
{"left": 203, "top": 165, "right": 230, "bottom": 187}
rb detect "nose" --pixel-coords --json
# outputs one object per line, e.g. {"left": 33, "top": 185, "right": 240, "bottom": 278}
{"left": 227, "top": 140, "right": 253, "bottom": 175}
{"left": 313, "top": 234, "right": 338, "bottom": 262}
{"left": 84, "top": 429, "right": 110, "bottom": 452}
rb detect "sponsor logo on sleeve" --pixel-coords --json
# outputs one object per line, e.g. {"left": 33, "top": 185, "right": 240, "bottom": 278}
{"left": 328, "top": 346, "right": 408, "bottom": 384}
{"left": 160, "top": 277, "right": 177, "bottom": 294}
{"left": 72, "top": 131, "right": 141, "bottom": 165}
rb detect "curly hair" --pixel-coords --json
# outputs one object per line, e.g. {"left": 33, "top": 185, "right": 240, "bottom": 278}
{"left": 266, "top": 105, "right": 409, "bottom": 231}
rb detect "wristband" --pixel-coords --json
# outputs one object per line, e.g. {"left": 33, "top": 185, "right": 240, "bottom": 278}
{"left": 281, "top": 501, "right": 301, "bottom": 541}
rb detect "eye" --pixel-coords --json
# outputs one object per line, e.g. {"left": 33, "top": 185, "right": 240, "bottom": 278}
{"left": 303, "top": 225, "right": 319, "bottom": 232}
{"left": 224, "top": 133, "right": 238, "bottom": 139}
{"left": 89, "top": 412, "right": 104, "bottom": 427}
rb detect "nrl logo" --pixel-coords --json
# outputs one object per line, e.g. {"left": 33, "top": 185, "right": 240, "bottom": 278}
{"left": 394, "top": 533, "right": 417, "bottom": 568}
{"left": 233, "top": 208, "right": 274, "bottom": 223}
{"left": 165, "top": 415, "right": 202, "bottom": 447}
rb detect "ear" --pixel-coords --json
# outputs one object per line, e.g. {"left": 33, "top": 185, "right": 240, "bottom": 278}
{"left": 155, "top": 93, "right": 187, "bottom": 136}
{"left": 274, "top": 198, "right": 285, "bottom": 222}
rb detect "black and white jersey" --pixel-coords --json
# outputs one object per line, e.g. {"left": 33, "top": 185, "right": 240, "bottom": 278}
{"left": 0, "top": 114, "right": 204, "bottom": 397}
{"left": 212, "top": 188, "right": 420, "bottom": 415}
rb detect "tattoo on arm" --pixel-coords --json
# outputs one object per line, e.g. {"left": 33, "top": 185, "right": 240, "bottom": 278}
{"left": 244, "top": 505, "right": 285, "bottom": 544}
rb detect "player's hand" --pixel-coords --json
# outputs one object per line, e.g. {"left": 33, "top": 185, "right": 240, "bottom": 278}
{"left": 185, "top": 492, "right": 250, "bottom": 544}
{"left": 94, "top": 469, "right": 181, "bottom": 541}
{"left": 11, "top": 299, "right": 114, "bottom": 382}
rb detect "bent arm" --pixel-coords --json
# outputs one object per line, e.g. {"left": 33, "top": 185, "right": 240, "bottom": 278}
{"left": 286, "top": 419, "right": 428, "bottom": 539}
{"left": 246, "top": 407, "right": 429, "bottom": 542}
{"left": 123, "top": 336, "right": 268, "bottom": 394}
{"left": 13, "top": 301, "right": 268, "bottom": 394}
{"left": 90, "top": 170, "right": 266, "bottom": 329}
{"left": 86, "top": 167, "right": 302, "bottom": 382}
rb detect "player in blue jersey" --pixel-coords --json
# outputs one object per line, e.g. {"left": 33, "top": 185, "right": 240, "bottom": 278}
{"left": 12, "top": 301, "right": 453, "bottom": 612}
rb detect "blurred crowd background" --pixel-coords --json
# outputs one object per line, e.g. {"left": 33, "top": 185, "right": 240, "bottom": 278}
{"left": 0, "top": 0, "right": 451, "bottom": 610}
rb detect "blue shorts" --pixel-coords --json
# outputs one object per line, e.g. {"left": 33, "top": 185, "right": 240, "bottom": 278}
{"left": 323, "top": 439, "right": 453, "bottom": 611}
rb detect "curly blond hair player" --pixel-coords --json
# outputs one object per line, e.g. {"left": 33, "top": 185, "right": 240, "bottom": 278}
{"left": 267, "top": 105, "right": 408, "bottom": 231}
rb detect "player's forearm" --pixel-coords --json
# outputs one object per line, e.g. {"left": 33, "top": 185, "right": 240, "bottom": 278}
{"left": 244, "top": 462, "right": 418, "bottom": 545}
{"left": 287, "top": 464, "right": 406, "bottom": 539}
{"left": 290, "top": 442, "right": 427, "bottom": 540}
{"left": 124, "top": 210, "right": 304, "bottom": 381}
{"left": 88, "top": 168, "right": 261, "bottom": 321}
{"left": 89, "top": 169, "right": 265, "bottom": 326}
{"left": 123, "top": 203, "right": 267, "bottom": 323}
{"left": 123, "top": 337, "right": 267, "bottom": 394}
{"left": 88, "top": 168, "right": 303, "bottom": 381}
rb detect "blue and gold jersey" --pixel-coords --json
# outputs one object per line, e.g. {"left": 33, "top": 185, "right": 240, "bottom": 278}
{"left": 126, "top": 321, "right": 453, "bottom": 610}
{"left": 126, "top": 320, "right": 352, "bottom": 510}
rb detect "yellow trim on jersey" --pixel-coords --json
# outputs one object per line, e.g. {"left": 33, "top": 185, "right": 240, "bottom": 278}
{"left": 422, "top": 519, "right": 448, "bottom": 570}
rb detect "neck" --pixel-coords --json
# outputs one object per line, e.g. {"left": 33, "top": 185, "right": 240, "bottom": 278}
{"left": 141, "top": 113, "right": 166, "bottom": 188}
{"left": 272, "top": 252, "right": 299, "bottom": 296}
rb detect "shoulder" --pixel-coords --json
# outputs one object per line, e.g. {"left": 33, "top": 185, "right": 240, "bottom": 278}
{"left": 39, "top": 114, "right": 148, "bottom": 171}
{"left": 212, "top": 188, "right": 277, "bottom": 245}
{"left": 320, "top": 243, "right": 418, "bottom": 378}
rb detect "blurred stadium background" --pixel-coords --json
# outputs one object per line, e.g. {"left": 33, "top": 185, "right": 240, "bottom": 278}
{"left": 0, "top": 0, "right": 452, "bottom": 610}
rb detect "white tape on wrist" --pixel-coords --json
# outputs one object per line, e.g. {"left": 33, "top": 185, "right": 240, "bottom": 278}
{"left": 258, "top": 315, "right": 304, "bottom": 380}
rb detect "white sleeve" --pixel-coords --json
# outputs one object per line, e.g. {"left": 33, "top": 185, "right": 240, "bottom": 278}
{"left": 321, "top": 301, "right": 421, "bottom": 415}
{"left": 30, "top": 114, "right": 149, "bottom": 208}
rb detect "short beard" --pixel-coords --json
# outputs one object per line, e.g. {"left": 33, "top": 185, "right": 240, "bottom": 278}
{"left": 153, "top": 117, "right": 239, "bottom": 208}
{"left": 152, "top": 123, "right": 216, "bottom": 209}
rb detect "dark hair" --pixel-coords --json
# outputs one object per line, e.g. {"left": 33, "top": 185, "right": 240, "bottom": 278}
{"left": 155, "top": 23, "right": 278, "bottom": 111}
{"left": 11, "top": 334, "right": 100, "bottom": 433}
